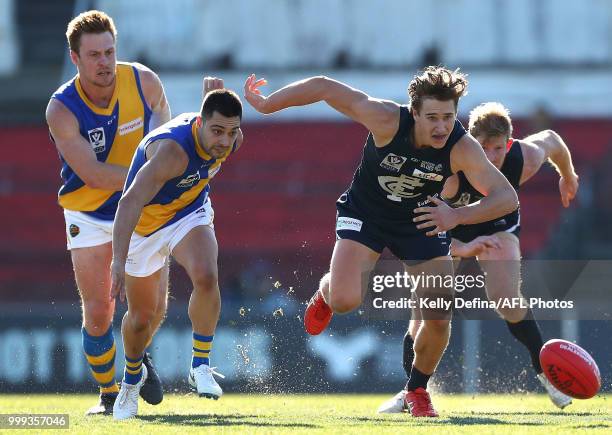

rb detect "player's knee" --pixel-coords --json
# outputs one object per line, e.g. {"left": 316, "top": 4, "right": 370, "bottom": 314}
{"left": 191, "top": 268, "right": 219, "bottom": 294}
{"left": 82, "top": 300, "right": 114, "bottom": 331}
{"left": 497, "top": 307, "right": 526, "bottom": 323}
{"left": 423, "top": 318, "right": 451, "bottom": 334}
{"left": 128, "top": 309, "right": 156, "bottom": 333}
{"left": 329, "top": 291, "right": 360, "bottom": 314}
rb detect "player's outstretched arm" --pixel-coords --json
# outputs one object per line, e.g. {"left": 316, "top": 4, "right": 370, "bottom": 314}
{"left": 520, "top": 129, "right": 579, "bottom": 207}
{"left": 451, "top": 135, "right": 519, "bottom": 224}
{"left": 110, "top": 139, "right": 188, "bottom": 301}
{"left": 413, "top": 136, "right": 518, "bottom": 236}
{"left": 46, "top": 99, "right": 129, "bottom": 190}
{"left": 244, "top": 74, "right": 399, "bottom": 143}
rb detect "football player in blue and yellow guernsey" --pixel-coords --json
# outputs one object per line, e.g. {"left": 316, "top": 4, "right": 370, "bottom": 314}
{"left": 110, "top": 89, "right": 243, "bottom": 420}
{"left": 46, "top": 10, "right": 171, "bottom": 415}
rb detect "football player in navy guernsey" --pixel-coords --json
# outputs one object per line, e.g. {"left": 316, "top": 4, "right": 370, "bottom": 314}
{"left": 244, "top": 69, "right": 518, "bottom": 417}
{"left": 377, "top": 102, "right": 579, "bottom": 414}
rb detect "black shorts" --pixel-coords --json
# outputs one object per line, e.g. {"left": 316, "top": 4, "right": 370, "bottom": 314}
{"left": 335, "top": 200, "right": 450, "bottom": 263}
{"left": 450, "top": 212, "right": 521, "bottom": 243}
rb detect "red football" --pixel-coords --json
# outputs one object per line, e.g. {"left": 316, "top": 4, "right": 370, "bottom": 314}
{"left": 540, "top": 339, "right": 601, "bottom": 399}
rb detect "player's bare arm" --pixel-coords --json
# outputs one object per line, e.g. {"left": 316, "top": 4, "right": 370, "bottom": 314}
{"left": 414, "top": 135, "right": 518, "bottom": 235}
{"left": 520, "top": 129, "right": 579, "bottom": 207}
{"left": 134, "top": 63, "right": 171, "bottom": 129}
{"left": 46, "top": 98, "right": 128, "bottom": 190}
{"left": 110, "top": 139, "right": 188, "bottom": 301}
{"left": 451, "top": 134, "right": 519, "bottom": 222}
{"left": 244, "top": 74, "right": 400, "bottom": 145}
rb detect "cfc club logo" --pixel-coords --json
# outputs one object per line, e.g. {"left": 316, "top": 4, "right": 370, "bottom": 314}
{"left": 452, "top": 192, "right": 471, "bottom": 206}
{"left": 378, "top": 174, "right": 425, "bottom": 201}
{"left": 87, "top": 127, "right": 106, "bottom": 153}
{"left": 380, "top": 153, "right": 408, "bottom": 172}
{"left": 69, "top": 224, "right": 80, "bottom": 238}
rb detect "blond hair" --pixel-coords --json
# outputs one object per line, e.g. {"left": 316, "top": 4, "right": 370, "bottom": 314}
{"left": 468, "top": 102, "right": 513, "bottom": 140}
{"left": 66, "top": 10, "right": 116, "bottom": 54}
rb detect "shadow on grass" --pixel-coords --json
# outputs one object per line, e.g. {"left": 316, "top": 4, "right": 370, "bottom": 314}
{"left": 138, "top": 414, "right": 318, "bottom": 429}
{"left": 478, "top": 411, "right": 602, "bottom": 417}
{"left": 350, "top": 415, "right": 541, "bottom": 426}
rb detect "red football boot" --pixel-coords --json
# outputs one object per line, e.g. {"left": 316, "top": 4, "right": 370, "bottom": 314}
{"left": 304, "top": 290, "right": 333, "bottom": 335}
{"left": 405, "top": 388, "right": 439, "bottom": 417}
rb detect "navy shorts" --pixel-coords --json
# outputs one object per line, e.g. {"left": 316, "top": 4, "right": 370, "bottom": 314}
{"left": 335, "top": 201, "right": 450, "bottom": 264}
{"left": 450, "top": 212, "right": 521, "bottom": 243}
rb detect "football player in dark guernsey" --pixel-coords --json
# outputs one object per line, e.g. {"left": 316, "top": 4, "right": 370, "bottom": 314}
{"left": 243, "top": 68, "right": 518, "bottom": 417}
{"left": 378, "top": 102, "right": 578, "bottom": 413}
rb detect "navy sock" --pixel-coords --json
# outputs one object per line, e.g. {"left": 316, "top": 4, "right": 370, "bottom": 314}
{"left": 407, "top": 366, "right": 431, "bottom": 391}
{"left": 506, "top": 309, "right": 544, "bottom": 373}
{"left": 403, "top": 331, "right": 415, "bottom": 379}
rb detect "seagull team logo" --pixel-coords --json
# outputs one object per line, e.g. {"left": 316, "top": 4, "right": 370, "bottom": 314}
{"left": 380, "top": 153, "right": 408, "bottom": 172}
{"left": 87, "top": 127, "right": 106, "bottom": 153}
{"left": 378, "top": 174, "right": 425, "bottom": 201}
{"left": 177, "top": 172, "right": 201, "bottom": 188}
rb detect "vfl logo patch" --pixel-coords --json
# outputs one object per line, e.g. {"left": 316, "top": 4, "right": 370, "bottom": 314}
{"left": 336, "top": 217, "right": 363, "bottom": 232}
{"left": 380, "top": 153, "right": 407, "bottom": 172}
{"left": 177, "top": 172, "right": 201, "bottom": 188}
{"left": 378, "top": 175, "right": 425, "bottom": 202}
{"left": 69, "top": 224, "right": 80, "bottom": 238}
{"left": 87, "top": 127, "right": 106, "bottom": 153}
{"left": 119, "top": 117, "right": 144, "bottom": 136}
{"left": 494, "top": 219, "right": 507, "bottom": 226}
{"left": 412, "top": 168, "right": 444, "bottom": 182}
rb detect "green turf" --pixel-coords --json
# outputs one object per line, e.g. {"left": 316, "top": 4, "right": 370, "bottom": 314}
{"left": 0, "top": 393, "right": 610, "bottom": 434}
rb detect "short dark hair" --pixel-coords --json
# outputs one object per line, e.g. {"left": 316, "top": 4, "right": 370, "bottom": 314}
{"left": 66, "top": 10, "right": 116, "bottom": 54}
{"left": 200, "top": 89, "right": 242, "bottom": 120}
{"left": 408, "top": 66, "right": 468, "bottom": 113}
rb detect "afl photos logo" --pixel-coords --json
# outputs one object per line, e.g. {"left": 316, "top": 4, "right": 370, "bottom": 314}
{"left": 87, "top": 127, "right": 106, "bottom": 153}
{"left": 380, "top": 153, "right": 407, "bottom": 172}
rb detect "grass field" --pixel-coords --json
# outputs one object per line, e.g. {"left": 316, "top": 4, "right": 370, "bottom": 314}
{"left": 1, "top": 393, "right": 610, "bottom": 434}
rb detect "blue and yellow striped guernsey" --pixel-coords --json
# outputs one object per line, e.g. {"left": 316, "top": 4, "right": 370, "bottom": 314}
{"left": 125, "top": 113, "right": 238, "bottom": 236}
{"left": 51, "top": 62, "right": 152, "bottom": 220}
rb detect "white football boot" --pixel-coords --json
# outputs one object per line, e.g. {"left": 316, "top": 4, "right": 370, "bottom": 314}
{"left": 113, "top": 364, "right": 148, "bottom": 420}
{"left": 377, "top": 390, "right": 407, "bottom": 413}
{"left": 537, "top": 373, "right": 572, "bottom": 409}
{"left": 188, "top": 365, "right": 225, "bottom": 399}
